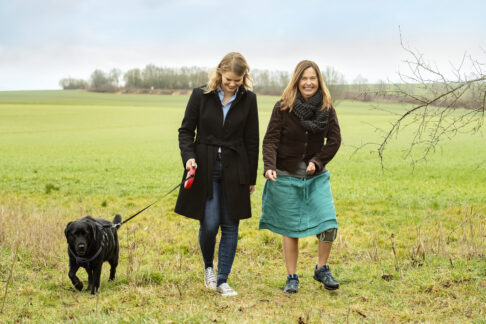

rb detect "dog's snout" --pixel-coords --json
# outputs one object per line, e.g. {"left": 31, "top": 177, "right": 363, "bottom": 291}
{"left": 75, "top": 242, "right": 87, "bottom": 256}
{"left": 77, "top": 243, "right": 86, "bottom": 251}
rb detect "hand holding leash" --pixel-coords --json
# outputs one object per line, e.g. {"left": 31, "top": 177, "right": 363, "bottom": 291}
{"left": 185, "top": 158, "right": 197, "bottom": 171}
{"left": 184, "top": 167, "right": 196, "bottom": 189}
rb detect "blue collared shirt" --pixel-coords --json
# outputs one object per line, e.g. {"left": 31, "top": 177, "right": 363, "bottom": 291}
{"left": 218, "top": 88, "right": 238, "bottom": 124}
{"left": 217, "top": 88, "right": 238, "bottom": 153}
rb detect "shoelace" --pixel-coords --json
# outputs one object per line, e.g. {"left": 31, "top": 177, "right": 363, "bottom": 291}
{"left": 323, "top": 271, "right": 336, "bottom": 282}
{"left": 287, "top": 279, "right": 299, "bottom": 288}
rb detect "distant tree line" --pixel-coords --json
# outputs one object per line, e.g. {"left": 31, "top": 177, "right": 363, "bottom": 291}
{"left": 61, "top": 65, "right": 480, "bottom": 110}
{"left": 58, "top": 78, "right": 88, "bottom": 90}
{"left": 59, "top": 65, "right": 349, "bottom": 103}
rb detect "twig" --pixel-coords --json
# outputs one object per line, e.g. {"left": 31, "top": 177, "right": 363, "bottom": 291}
{"left": 353, "top": 28, "right": 486, "bottom": 169}
{"left": 390, "top": 234, "right": 399, "bottom": 271}
{"left": 1, "top": 242, "right": 19, "bottom": 314}
{"left": 95, "top": 290, "right": 100, "bottom": 314}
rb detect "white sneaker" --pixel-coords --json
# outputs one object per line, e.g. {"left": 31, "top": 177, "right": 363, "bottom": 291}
{"left": 204, "top": 267, "right": 217, "bottom": 290}
{"left": 216, "top": 283, "right": 238, "bottom": 297}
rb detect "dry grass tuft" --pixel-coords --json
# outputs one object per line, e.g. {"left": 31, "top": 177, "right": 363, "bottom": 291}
{"left": 421, "top": 206, "right": 485, "bottom": 260}
{"left": 0, "top": 203, "right": 65, "bottom": 269}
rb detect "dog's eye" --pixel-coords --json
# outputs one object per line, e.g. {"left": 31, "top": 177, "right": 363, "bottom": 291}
{"left": 74, "top": 230, "right": 86, "bottom": 236}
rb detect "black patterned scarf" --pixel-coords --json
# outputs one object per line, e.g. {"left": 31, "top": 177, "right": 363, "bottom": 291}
{"left": 292, "top": 90, "right": 329, "bottom": 134}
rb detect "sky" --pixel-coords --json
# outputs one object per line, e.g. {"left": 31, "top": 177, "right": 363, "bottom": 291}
{"left": 0, "top": 0, "right": 485, "bottom": 90}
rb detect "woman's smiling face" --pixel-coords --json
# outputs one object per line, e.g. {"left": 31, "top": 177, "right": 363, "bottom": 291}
{"left": 298, "top": 67, "right": 319, "bottom": 100}
{"left": 221, "top": 71, "right": 243, "bottom": 95}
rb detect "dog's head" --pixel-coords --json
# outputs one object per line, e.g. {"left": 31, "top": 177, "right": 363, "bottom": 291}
{"left": 65, "top": 216, "right": 103, "bottom": 257}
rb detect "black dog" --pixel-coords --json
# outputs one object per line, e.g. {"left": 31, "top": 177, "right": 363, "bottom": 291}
{"left": 64, "top": 214, "right": 121, "bottom": 294}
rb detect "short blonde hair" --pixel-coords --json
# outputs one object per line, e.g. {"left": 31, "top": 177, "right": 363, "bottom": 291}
{"left": 205, "top": 52, "right": 253, "bottom": 93}
{"left": 280, "top": 60, "right": 332, "bottom": 111}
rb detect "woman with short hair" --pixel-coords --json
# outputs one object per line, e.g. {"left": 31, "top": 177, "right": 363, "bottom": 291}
{"left": 260, "top": 60, "right": 341, "bottom": 293}
{"left": 175, "top": 52, "right": 259, "bottom": 296}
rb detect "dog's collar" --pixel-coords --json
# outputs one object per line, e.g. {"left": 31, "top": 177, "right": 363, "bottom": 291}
{"left": 68, "top": 234, "right": 106, "bottom": 267}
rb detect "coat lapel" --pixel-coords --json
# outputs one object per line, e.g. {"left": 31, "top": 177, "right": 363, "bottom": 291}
{"left": 223, "top": 86, "right": 246, "bottom": 130}
{"left": 208, "top": 91, "right": 224, "bottom": 131}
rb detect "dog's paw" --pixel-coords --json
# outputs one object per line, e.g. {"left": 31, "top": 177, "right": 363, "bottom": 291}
{"left": 74, "top": 281, "right": 83, "bottom": 291}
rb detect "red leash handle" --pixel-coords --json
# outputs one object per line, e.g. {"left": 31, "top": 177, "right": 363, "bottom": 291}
{"left": 184, "top": 167, "right": 196, "bottom": 189}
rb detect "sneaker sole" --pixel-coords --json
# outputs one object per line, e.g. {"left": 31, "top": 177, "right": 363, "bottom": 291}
{"left": 205, "top": 284, "right": 217, "bottom": 290}
{"left": 324, "top": 285, "right": 339, "bottom": 290}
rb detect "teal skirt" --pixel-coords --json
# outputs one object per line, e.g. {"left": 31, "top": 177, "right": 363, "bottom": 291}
{"left": 259, "top": 171, "right": 337, "bottom": 238}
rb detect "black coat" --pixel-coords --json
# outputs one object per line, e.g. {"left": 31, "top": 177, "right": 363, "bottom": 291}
{"left": 174, "top": 85, "right": 259, "bottom": 221}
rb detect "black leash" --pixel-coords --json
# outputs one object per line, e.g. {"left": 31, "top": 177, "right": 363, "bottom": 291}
{"left": 108, "top": 173, "right": 194, "bottom": 229}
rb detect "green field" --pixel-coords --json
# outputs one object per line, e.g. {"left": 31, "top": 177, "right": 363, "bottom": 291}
{"left": 0, "top": 90, "right": 485, "bottom": 323}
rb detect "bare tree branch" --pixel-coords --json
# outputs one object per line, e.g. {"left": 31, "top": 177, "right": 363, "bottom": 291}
{"left": 357, "top": 29, "right": 486, "bottom": 169}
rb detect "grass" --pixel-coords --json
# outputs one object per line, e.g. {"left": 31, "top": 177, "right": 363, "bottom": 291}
{"left": 0, "top": 90, "right": 485, "bottom": 323}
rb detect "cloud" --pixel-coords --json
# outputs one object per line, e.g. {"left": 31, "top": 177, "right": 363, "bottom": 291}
{"left": 0, "top": 0, "right": 485, "bottom": 90}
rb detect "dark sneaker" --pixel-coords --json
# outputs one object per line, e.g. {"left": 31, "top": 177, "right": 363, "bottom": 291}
{"left": 314, "top": 264, "right": 339, "bottom": 290}
{"left": 284, "top": 274, "right": 299, "bottom": 293}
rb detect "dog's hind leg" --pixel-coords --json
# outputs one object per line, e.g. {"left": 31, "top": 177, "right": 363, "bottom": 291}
{"left": 109, "top": 247, "right": 119, "bottom": 281}
{"left": 108, "top": 262, "right": 117, "bottom": 281}
{"left": 68, "top": 262, "right": 83, "bottom": 291}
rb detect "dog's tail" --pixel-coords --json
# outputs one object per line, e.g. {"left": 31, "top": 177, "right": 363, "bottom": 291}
{"left": 113, "top": 214, "right": 122, "bottom": 229}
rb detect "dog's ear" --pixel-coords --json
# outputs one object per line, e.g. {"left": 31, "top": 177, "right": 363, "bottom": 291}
{"left": 89, "top": 220, "right": 98, "bottom": 242}
{"left": 88, "top": 219, "right": 104, "bottom": 243}
{"left": 96, "top": 223, "right": 104, "bottom": 242}
{"left": 64, "top": 222, "right": 73, "bottom": 240}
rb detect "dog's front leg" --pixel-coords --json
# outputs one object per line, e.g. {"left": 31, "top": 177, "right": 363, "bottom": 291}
{"left": 68, "top": 261, "right": 83, "bottom": 291}
{"left": 86, "top": 267, "right": 94, "bottom": 293}
{"left": 91, "top": 264, "right": 103, "bottom": 295}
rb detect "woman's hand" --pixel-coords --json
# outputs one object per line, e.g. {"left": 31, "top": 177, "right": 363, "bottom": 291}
{"left": 265, "top": 169, "right": 277, "bottom": 182}
{"left": 185, "top": 158, "right": 197, "bottom": 171}
{"left": 249, "top": 185, "right": 255, "bottom": 195}
{"left": 306, "top": 162, "right": 316, "bottom": 175}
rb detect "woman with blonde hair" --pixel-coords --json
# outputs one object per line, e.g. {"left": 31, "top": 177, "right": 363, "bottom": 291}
{"left": 175, "top": 52, "right": 259, "bottom": 296}
{"left": 260, "top": 60, "right": 341, "bottom": 293}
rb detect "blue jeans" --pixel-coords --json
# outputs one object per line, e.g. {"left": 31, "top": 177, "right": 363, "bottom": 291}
{"left": 199, "top": 161, "right": 239, "bottom": 283}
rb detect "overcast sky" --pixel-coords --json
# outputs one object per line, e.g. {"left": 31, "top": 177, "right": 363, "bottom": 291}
{"left": 0, "top": 0, "right": 485, "bottom": 90}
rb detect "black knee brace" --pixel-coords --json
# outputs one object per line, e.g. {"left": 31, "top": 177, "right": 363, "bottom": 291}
{"left": 316, "top": 228, "right": 337, "bottom": 243}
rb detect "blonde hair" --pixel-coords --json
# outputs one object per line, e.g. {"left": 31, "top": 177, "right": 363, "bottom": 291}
{"left": 280, "top": 60, "right": 333, "bottom": 111}
{"left": 205, "top": 52, "right": 253, "bottom": 93}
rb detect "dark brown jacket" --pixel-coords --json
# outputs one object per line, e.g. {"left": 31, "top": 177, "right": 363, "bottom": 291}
{"left": 262, "top": 101, "right": 341, "bottom": 174}
{"left": 175, "top": 85, "right": 259, "bottom": 221}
